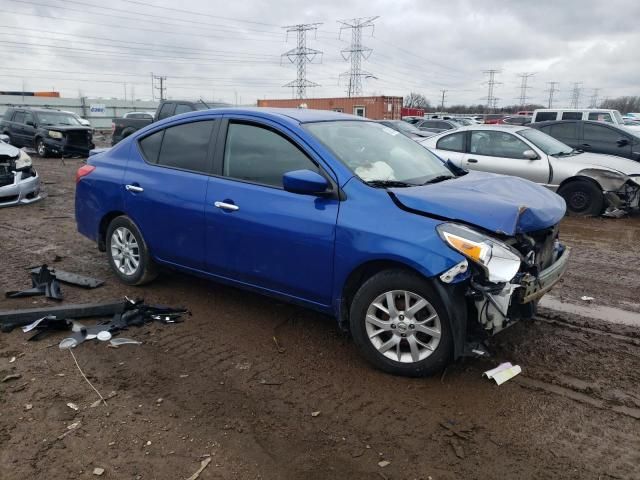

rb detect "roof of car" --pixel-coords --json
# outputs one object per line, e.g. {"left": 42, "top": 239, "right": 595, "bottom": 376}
{"left": 200, "top": 107, "right": 365, "bottom": 123}
{"left": 444, "top": 124, "right": 527, "bottom": 132}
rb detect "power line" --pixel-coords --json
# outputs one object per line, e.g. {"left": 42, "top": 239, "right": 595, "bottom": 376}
{"left": 439, "top": 89, "right": 447, "bottom": 111}
{"left": 152, "top": 73, "right": 166, "bottom": 101}
{"left": 569, "top": 82, "right": 583, "bottom": 108}
{"left": 483, "top": 69, "right": 502, "bottom": 112}
{"left": 517, "top": 72, "right": 535, "bottom": 107}
{"left": 589, "top": 88, "right": 601, "bottom": 108}
{"left": 281, "top": 23, "right": 323, "bottom": 99}
{"left": 546, "top": 81, "right": 559, "bottom": 108}
{"left": 338, "top": 16, "right": 379, "bottom": 97}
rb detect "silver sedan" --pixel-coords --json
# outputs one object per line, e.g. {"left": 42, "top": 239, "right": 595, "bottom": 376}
{"left": 420, "top": 125, "right": 640, "bottom": 216}
{"left": 0, "top": 134, "right": 42, "bottom": 208}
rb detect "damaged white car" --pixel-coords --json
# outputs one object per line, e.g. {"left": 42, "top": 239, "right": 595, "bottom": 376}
{"left": 0, "top": 134, "right": 42, "bottom": 207}
{"left": 421, "top": 125, "right": 640, "bottom": 216}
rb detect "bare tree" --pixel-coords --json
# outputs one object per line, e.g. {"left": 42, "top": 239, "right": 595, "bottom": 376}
{"left": 404, "top": 92, "right": 431, "bottom": 109}
{"left": 600, "top": 96, "right": 640, "bottom": 114}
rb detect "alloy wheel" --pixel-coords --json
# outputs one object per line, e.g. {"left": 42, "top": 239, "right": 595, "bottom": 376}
{"left": 110, "top": 227, "right": 140, "bottom": 276}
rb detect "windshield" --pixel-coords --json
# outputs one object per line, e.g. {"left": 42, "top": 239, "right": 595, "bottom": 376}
{"left": 389, "top": 121, "right": 422, "bottom": 134}
{"left": 36, "top": 111, "right": 81, "bottom": 126}
{"left": 519, "top": 128, "right": 573, "bottom": 156}
{"left": 305, "top": 121, "right": 452, "bottom": 185}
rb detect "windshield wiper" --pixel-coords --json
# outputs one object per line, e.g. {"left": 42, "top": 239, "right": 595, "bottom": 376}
{"left": 422, "top": 175, "right": 454, "bottom": 185}
{"left": 365, "top": 179, "right": 415, "bottom": 188}
{"left": 551, "top": 151, "right": 574, "bottom": 157}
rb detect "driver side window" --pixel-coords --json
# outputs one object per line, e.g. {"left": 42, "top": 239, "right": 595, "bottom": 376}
{"left": 470, "top": 131, "right": 531, "bottom": 159}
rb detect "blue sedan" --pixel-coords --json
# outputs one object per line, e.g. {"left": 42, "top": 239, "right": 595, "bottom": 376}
{"left": 75, "top": 108, "right": 569, "bottom": 376}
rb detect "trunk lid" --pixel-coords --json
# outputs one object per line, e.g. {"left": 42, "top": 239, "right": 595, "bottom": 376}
{"left": 390, "top": 171, "right": 566, "bottom": 235}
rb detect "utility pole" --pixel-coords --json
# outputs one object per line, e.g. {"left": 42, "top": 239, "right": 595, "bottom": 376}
{"left": 439, "top": 89, "right": 447, "bottom": 111}
{"left": 517, "top": 72, "right": 535, "bottom": 108}
{"left": 569, "top": 82, "right": 583, "bottom": 108}
{"left": 338, "top": 16, "right": 379, "bottom": 97}
{"left": 281, "top": 23, "right": 323, "bottom": 99}
{"left": 589, "top": 88, "right": 601, "bottom": 108}
{"left": 483, "top": 69, "right": 502, "bottom": 112}
{"left": 152, "top": 73, "right": 167, "bottom": 101}
{"left": 546, "top": 81, "right": 559, "bottom": 108}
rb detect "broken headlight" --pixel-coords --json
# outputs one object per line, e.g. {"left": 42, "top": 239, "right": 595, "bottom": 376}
{"left": 437, "top": 223, "right": 522, "bottom": 283}
{"left": 630, "top": 175, "right": 640, "bottom": 187}
{"left": 14, "top": 150, "right": 32, "bottom": 171}
{"left": 48, "top": 130, "right": 63, "bottom": 139}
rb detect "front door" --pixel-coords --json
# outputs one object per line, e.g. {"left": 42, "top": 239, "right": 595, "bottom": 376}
{"left": 204, "top": 118, "right": 339, "bottom": 306}
{"left": 463, "top": 130, "right": 550, "bottom": 184}
{"left": 123, "top": 119, "right": 218, "bottom": 270}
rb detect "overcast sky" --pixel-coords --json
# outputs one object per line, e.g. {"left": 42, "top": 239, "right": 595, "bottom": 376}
{"left": 2, "top": 0, "right": 639, "bottom": 107}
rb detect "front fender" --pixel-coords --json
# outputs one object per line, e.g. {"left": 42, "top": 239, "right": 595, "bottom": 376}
{"left": 574, "top": 168, "right": 629, "bottom": 192}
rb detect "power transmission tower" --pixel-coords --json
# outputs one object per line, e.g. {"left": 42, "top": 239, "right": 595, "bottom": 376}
{"left": 546, "top": 81, "right": 559, "bottom": 108}
{"left": 281, "top": 23, "right": 323, "bottom": 99}
{"left": 483, "top": 69, "right": 502, "bottom": 112}
{"left": 517, "top": 72, "right": 535, "bottom": 107}
{"left": 151, "top": 73, "right": 167, "bottom": 101}
{"left": 439, "top": 89, "right": 447, "bottom": 111}
{"left": 569, "top": 82, "right": 583, "bottom": 108}
{"left": 589, "top": 88, "right": 601, "bottom": 108}
{"left": 338, "top": 16, "right": 379, "bottom": 97}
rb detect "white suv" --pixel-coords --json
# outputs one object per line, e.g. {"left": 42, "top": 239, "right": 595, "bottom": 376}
{"left": 531, "top": 109, "right": 640, "bottom": 131}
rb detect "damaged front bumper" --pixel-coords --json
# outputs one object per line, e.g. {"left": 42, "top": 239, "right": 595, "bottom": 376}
{"left": 0, "top": 168, "right": 42, "bottom": 208}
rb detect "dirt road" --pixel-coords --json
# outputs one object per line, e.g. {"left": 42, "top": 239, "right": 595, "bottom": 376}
{"left": 1, "top": 156, "right": 639, "bottom": 479}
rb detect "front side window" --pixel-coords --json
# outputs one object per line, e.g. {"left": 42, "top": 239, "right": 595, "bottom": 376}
{"left": 223, "top": 123, "right": 318, "bottom": 188}
{"left": 519, "top": 128, "right": 573, "bottom": 156}
{"left": 305, "top": 121, "right": 452, "bottom": 184}
{"left": 549, "top": 122, "right": 577, "bottom": 139}
{"left": 584, "top": 124, "right": 621, "bottom": 142}
{"left": 470, "top": 131, "right": 531, "bottom": 159}
{"left": 174, "top": 104, "right": 193, "bottom": 115}
{"left": 535, "top": 112, "right": 557, "bottom": 121}
{"left": 12, "top": 112, "right": 26, "bottom": 124}
{"left": 561, "top": 112, "right": 582, "bottom": 120}
{"left": 157, "top": 103, "right": 174, "bottom": 120}
{"left": 588, "top": 112, "right": 613, "bottom": 123}
{"left": 437, "top": 132, "right": 466, "bottom": 152}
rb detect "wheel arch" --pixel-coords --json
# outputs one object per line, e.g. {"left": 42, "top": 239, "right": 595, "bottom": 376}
{"left": 98, "top": 210, "right": 126, "bottom": 251}
{"left": 557, "top": 174, "right": 602, "bottom": 192}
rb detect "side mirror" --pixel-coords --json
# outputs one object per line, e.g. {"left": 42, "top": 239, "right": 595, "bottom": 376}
{"left": 283, "top": 169, "right": 330, "bottom": 195}
{"left": 0, "top": 134, "right": 9, "bottom": 143}
{"left": 26, "top": 121, "right": 36, "bottom": 127}
{"left": 523, "top": 149, "right": 538, "bottom": 160}
{"left": 617, "top": 138, "right": 629, "bottom": 147}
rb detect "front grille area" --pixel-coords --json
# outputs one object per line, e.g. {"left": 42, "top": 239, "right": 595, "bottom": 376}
{"left": 511, "top": 224, "right": 559, "bottom": 274}
{"left": 0, "top": 172, "right": 13, "bottom": 187}
{"left": 66, "top": 131, "right": 91, "bottom": 146}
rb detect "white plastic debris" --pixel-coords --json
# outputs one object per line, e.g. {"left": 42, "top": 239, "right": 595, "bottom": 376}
{"left": 67, "top": 402, "right": 79, "bottom": 411}
{"left": 109, "top": 338, "right": 142, "bottom": 347}
{"left": 93, "top": 467, "right": 105, "bottom": 476}
{"left": 580, "top": 296, "right": 595, "bottom": 302}
{"left": 483, "top": 362, "right": 521, "bottom": 385}
{"left": 378, "top": 460, "right": 391, "bottom": 468}
{"left": 9, "top": 356, "right": 16, "bottom": 363}
{"left": 97, "top": 331, "right": 112, "bottom": 341}
{"left": 311, "top": 411, "right": 321, "bottom": 417}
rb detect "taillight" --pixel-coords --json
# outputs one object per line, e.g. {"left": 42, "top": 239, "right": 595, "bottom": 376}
{"left": 76, "top": 164, "right": 96, "bottom": 183}
{"left": 111, "top": 122, "right": 116, "bottom": 134}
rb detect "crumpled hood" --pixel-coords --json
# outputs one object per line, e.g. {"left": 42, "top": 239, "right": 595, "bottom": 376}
{"left": 0, "top": 141, "right": 20, "bottom": 161}
{"left": 390, "top": 171, "right": 566, "bottom": 235}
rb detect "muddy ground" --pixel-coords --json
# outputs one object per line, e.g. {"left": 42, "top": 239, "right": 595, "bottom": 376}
{"left": 0, "top": 155, "right": 639, "bottom": 480}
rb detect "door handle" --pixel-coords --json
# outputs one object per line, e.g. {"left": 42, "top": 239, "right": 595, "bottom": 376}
{"left": 467, "top": 158, "right": 478, "bottom": 163}
{"left": 125, "top": 184, "right": 144, "bottom": 193}
{"left": 214, "top": 201, "right": 239, "bottom": 211}
{"left": 581, "top": 144, "right": 592, "bottom": 149}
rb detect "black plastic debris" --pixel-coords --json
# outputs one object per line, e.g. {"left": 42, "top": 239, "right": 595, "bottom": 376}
{"left": 6, "top": 265, "right": 63, "bottom": 301}
{"left": 21, "top": 315, "right": 73, "bottom": 341}
{"left": 28, "top": 266, "right": 104, "bottom": 289}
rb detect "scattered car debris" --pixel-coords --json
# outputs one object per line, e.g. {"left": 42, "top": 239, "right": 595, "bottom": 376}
{"left": 185, "top": 457, "right": 212, "bottom": 480}
{"left": 24, "top": 403, "right": 33, "bottom": 410}
{"left": 108, "top": 338, "right": 142, "bottom": 347}
{"left": 581, "top": 296, "right": 595, "bottom": 302}
{"left": 1, "top": 373, "right": 21, "bottom": 383}
{"left": 5, "top": 265, "right": 63, "bottom": 301}
{"left": 483, "top": 362, "right": 522, "bottom": 385}
{"left": 0, "top": 300, "right": 127, "bottom": 332}
{"left": 28, "top": 266, "right": 104, "bottom": 289}
{"left": 311, "top": 411, "right": 321, "bottom": 417}
{"left": 57, "top": 421, "right": 81, "bottom": 440}
{"left": 92, "top": 467, "right": 105, "bottom": 476}
{"left": 67, "top": 402, "right": 79, "bottom": 411}
{"left": 9, "top": 356, "right": 16, "bottom": 363}
{"left": 378, "top": 460, "right": 391, "bottom": 468}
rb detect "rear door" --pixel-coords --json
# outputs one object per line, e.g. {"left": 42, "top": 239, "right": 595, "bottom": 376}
{"left": 463, "top": 130, "right": 550, "bottom": 183}
{"left": 203, "top": 116, "right": 339, "bottom": 306}
{"left": 9, "top": 111, "right": 26, "bottom": 146}
{"left": 432, "top": 131, "right": 467, "bottom": 166}
{"left": 22, "top": 112, "right": 37, "bottom": 147}
{"left": 539, "top": 122, "right": 579, "bottom": 149}
{"left": 123, "top": 117, "right": 218, "bottom": 270}
{"left": 582, "top": 122, "right": 633, "bottom": 158}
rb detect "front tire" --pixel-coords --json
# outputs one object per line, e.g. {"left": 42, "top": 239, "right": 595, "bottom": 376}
{"left": 36, "top": 138, "right": 50, "bottom": 158}
{"left": 557, "top": 179, "right": 604, "bottom": 216}
{"left": 106, "top": 216, "right": 158, "bottom": 285}
{"left": 349, "top": 270, "right": 453, "bottom": 377}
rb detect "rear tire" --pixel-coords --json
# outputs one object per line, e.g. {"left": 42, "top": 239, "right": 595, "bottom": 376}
{"left": 106, "top": 216, "right": 158, "bottom": 286}
{"left": 349, "top": 269, "right": 453, "bottom": 377}
{"left": 558, "top": 179, "right": 604, "bottom": 216}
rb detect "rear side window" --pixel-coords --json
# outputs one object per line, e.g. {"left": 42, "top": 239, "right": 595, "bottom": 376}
{"left": 174, "top": 104, "right": 193, "bottom": 115}
{"left": 157, "top": 121, "right": 215, "bottom": 173}
{"left": 12, "top": 111, "right": 26, "bottom": 124}
{"left": 584, "top": 124, "right": 621, "bottom": 143}
{"left": 436, "top": 132, "right": 465, "bottom": 152}
{"left": 561, "top": 112, "right": 582, "bottom": 120}
{"left": 157, "top": 103, "right": 174, "bottom": 120}
{"left": 535, "top": 112, "right": 557, "bottom": 122}
{"left": 2, "top": 109, "right": 13, "bottom": 120}
{"left": 549, "top": 122, "right": 577, "bottom": 139}
{"left": 223, "top": 123, "right": 318, "bottom": 188}
{"left": 138, "top": 130, "right": 164, "bottom": 163}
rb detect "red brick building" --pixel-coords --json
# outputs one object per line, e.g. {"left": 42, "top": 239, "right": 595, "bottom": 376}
{"left": 256, "top": 96, "right": 403, "bottom": 120}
